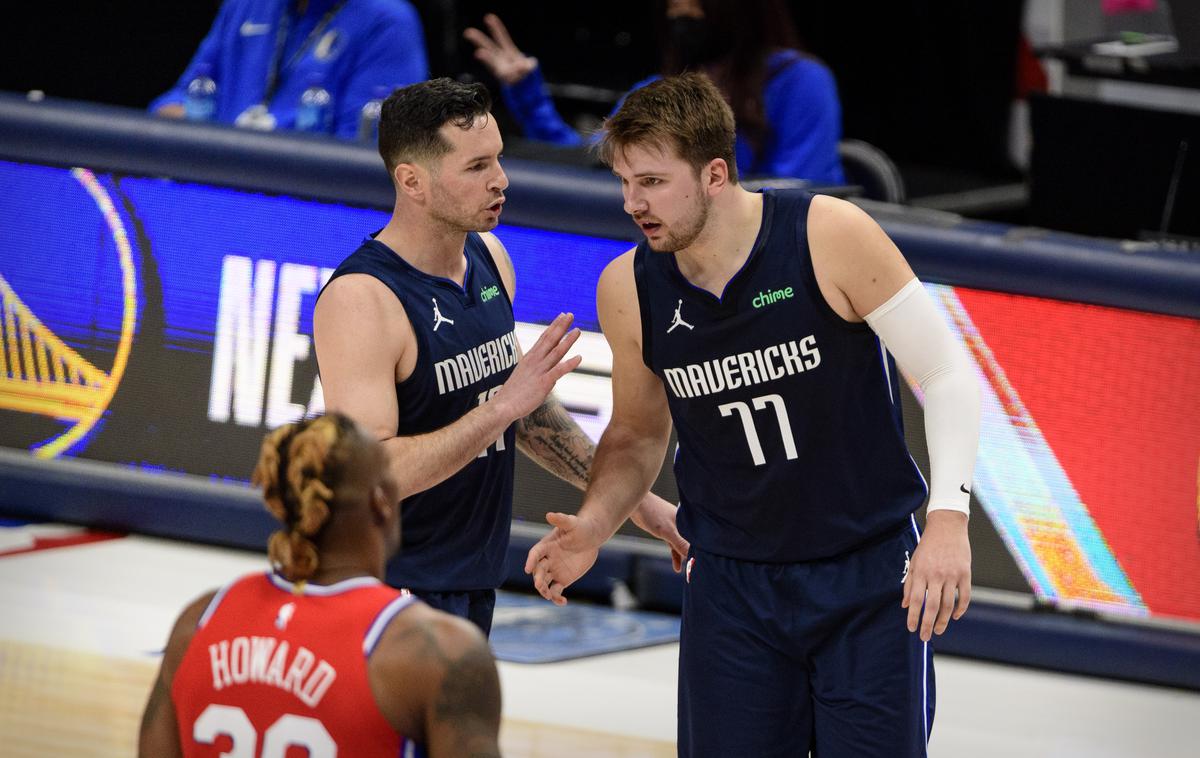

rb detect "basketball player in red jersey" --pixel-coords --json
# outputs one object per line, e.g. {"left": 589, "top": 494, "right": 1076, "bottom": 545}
{"left": 138, "top": 412, "right": 501, "bottom": 757}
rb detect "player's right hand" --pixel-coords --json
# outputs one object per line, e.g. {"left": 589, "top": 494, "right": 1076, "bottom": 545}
{"left": 463, "top": 13, "right": 539, "bottom": 86}
{"left": 492, "top": 312, "right": 581, "bottom": 423}
{"left": 525, "top": 512, "right": 605, "bottom": 606}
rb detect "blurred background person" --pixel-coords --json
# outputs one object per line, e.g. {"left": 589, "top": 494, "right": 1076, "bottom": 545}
{"left": 465, "top": 0, "right": 846, "bottom": 183}
{"left": 150, "top": 0, "right": 429, "bottom": 139}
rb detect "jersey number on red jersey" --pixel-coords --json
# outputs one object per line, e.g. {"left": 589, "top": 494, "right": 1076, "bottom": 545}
{"left": 194, "top": 704, "right": 335, "bottom": 757}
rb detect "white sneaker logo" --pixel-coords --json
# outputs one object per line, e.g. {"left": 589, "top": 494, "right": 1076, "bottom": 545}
{"left": 240, "top": 21, "right": 271, "bottom": 36}
{"left": 901, "top": 550, "right": 911, "bottom": 584}
{"left": 432, "top": 297, "right": 454, "bottom": 331}
{"left": 667, "top": 299, "right": 694, "bottom": 333}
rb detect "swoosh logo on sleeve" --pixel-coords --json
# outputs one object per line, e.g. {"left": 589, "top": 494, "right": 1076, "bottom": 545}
{"left": 240, "top": 21, "right": 271, "bottom": 36}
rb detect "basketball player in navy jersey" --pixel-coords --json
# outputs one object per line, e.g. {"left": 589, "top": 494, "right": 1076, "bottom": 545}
{"left": 313, "top": 78, "right": 687, "bottom": 636}
{"left": 527, "top": 73, "right": 981, "bottom": 757}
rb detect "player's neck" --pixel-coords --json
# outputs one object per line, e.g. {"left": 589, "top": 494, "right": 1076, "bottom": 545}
{"left": 307, "top": 562, "right": 383, "bottom": 586}
{"left": 673, "top": 188, "right": 764, "bottom": 296}
{"left": 376, "top": 214, "right": 470, "bottom": 286}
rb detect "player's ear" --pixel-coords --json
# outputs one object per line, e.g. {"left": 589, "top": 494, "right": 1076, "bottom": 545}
{"left": 394, "top": 162, "right": 426, "bottom": 200}
{"left": 369, "top": 483, "right": 391, "bottom": 523}
{"left": 704, "top": 158, "right": 729, "bottom": 196}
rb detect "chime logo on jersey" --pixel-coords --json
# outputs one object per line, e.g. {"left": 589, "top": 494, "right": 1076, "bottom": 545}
{"left": 480, "top": 284, "right": 501, "bottom": 302}
{"left": 431, "top": 297, "right": 454, "bottom": 331}
{"left": 752, "top": 285, "right": 795, "bottom": 309}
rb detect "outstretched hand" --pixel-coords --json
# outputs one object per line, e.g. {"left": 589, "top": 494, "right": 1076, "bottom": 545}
{"left": 524, "top": 512, "right": 606, "bottom": 606}
{"left": 463, "top": 13, "right": 538, "bottom": 86}
{"left": 902, "top": 510, "right": 972, "bottom": 641}
{"left": 492, "top": 313, "right": 581, "bottom": 423}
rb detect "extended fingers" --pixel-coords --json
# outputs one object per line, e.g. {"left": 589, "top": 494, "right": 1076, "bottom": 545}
{"left": 919, "top": 583, "right": 942, "bottom": 641}
{"left": 525, "top": 536, "right": 554, "bottom": 574}
{"left": 532, "top": 556, "right": 554, "bottom": 598}
{"left": 462, "top": 27, "right": 497, "bottom": 53}
{"left": 954, "top": 578, "right": 972, "bottom": 619}
{"left": 933, "top": 583, "right": 956, "bottom": 635}
{"left": 904, "top": 577, "right": 925, "bottom": 633}
{"left": 541, "top": 314, "right": 577, "bottom": 354}
{"left": 484, "top": 13, "right": 519, "bottom": 51}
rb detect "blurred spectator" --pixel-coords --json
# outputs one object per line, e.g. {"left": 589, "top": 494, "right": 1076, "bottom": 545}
{"left": 465, "top": 0, "right": 845, "bottom": 183}
{"left": 151, "top": 0, "right": 428, "bottom": 139}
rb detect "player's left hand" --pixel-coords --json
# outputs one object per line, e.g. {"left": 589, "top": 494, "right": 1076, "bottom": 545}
{"left": 903, "top": 509, "right": 971, "bottom": 642}
{"left": 629, "top": 494, "right": 689, "bottom": 572}
{"left": 525, "top": 512, "right": 605, "bottom": 606}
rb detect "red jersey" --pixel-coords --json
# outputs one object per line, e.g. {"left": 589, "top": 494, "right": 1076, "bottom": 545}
{"left": 171, "top": 571, "right": 425, "bottom": 757}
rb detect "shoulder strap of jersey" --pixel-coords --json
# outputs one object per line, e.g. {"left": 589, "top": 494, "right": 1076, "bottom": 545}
{"left": 362, "top": 594, "right": 420, "bottom": 657}
{"left": 470, "top": 233, "right": 514, "bottom": 309}
{"left": 632, "top": 243, "right": 654, "bottom": 369}
{"left": 196, "top": 574, "right": 256, "bottom": 630}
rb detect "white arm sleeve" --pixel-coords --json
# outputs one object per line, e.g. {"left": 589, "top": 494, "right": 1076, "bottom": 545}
{"left": 864, "top": 278, "right": 981, "bottom": 516}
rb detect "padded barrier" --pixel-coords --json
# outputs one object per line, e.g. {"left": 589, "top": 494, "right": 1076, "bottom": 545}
{"left": 2, "top": 93, "right": 1198, "bottom": 318}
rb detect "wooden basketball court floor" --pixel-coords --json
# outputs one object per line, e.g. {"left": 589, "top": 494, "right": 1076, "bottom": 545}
{"left": 1, "top": 524, "right": 1197, "bottom": 757}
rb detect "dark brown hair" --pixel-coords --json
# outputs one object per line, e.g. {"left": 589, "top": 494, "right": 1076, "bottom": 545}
{"left": 378, "top": 77, "right": 492, "bottom": 175}
{"left": 598, "top": 72, "right": 738, "bottom": 183}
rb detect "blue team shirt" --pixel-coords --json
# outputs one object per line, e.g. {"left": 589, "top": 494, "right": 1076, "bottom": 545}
{"left": 320, "top": 234, "right": 517, "bottom": 590}
{"left": 634, "top": 189, "right": 926, "bottom": 562}
{"left": 151, "top": 0, "right": 428, "bottom": 139}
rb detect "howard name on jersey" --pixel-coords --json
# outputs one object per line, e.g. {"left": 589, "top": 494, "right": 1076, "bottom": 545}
{"left": 206, "top": 633, "right": 337, "bottom": 708}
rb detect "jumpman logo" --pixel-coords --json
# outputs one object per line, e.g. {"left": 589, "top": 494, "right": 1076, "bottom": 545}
{"left": 432, "top": 297, "right": 454, "bottom": 331}
{"left": 900, "top": 550, "right": 911, "bottom": 584}
{"left": 667, "top": 299, "right": 693, "bottom": 333}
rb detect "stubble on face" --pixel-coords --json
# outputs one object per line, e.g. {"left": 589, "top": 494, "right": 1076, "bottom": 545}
{"left": 428, "top": 175, "right": 498, "bottom": 234}
{"left": 425, "top": 118, "right": 505, "bottom": 234}
{"left": 647, "top": 187, "right": 711, "bottom": 253}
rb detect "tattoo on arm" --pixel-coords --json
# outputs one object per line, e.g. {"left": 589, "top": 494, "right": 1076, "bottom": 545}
{"left": 404, "top": 621, "right": 501, "bottom": 758}
{"left": 516, "top": 397, "right": 595, "bottom": 490}
{"left": 434, "top": 643, "right": 502, "bottom": 757}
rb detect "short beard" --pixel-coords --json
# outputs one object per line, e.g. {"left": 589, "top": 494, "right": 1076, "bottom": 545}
{"left": 650, "top": 192, "right": 711, "bottom": 253}
{"left": 430, "top": 206, "right": 495, "bottom": 234}
{"left": 428, "top": 183, "right": 495, "bottom": 234}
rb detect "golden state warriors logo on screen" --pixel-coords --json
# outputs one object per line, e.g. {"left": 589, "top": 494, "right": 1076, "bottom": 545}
{"left": 0, "top": 167, "right": 138, "bottom": 458}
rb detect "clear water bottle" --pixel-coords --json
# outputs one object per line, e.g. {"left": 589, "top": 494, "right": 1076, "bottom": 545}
{"left": 295, "top": 75, "right": 333, "bottom": 133}
{"left": 357, "top": 85, "right": 391, "bottom": 144}
{"left": 184, "top": 63, "right": 217, "bottom": 122}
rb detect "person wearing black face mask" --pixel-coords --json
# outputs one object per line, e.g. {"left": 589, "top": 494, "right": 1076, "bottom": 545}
{"left": 464, "top": 0, "right": 845, "bottom": 184}
{"left": 667, "top": 15, "right": 733, "bottom": 69}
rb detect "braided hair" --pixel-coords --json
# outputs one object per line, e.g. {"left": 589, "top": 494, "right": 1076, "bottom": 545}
{"left": 251, "top": 414, "right": 359, "bottom": 582}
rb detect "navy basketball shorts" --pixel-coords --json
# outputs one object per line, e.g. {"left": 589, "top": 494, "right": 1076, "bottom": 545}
{"left": 678, "top": 516, "right": 933, "bottom": 757}
{"left": 405, "top": 588, "right": 497, "bottom": 637}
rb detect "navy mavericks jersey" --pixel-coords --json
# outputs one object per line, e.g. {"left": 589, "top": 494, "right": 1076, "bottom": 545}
{"left": 321, "top": 233, "right": 517, "bottom": 590}
{"left": 635, "top": 190, "right": 927, "bottom": 562}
